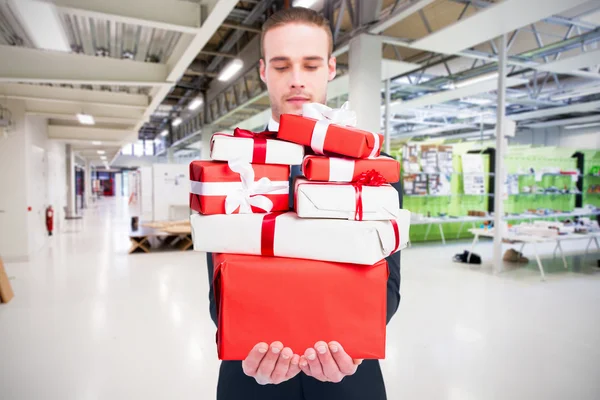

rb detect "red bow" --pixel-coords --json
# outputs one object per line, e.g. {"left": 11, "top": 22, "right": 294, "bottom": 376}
{"left": 352, "top": 170, "right": 386, "bottom": 221}
{"left": 233, "top": 128, "right": 277, "bottom": 163}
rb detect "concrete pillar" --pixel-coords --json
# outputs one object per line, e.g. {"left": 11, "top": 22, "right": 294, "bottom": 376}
{"left": 84, "top": 159, "right": 92, "bottom": 208}
{"left": 200, "top": 125, "right": 214, "bottom": 160}
{"left": 349, "top": 33, "right": 382, "bottom": 133}
{"left": 65, "top": 144, "right": 77, "bottom": 218}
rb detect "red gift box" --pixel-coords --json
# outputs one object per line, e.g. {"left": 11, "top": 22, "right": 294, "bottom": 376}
{"left": 303, "top": 155, "right": 400, "bottom": 183}
{"left": 213, "top": 253, "right": 388, "bottom": 360}
{"left": 189, "top": 160, "right": 290, "bottom": 215}
{"left": 277, "top": 114, "right": 384, "bottom": 159}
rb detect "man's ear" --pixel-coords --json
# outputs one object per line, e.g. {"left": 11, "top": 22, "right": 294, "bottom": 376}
{"left": 259, "top": 58, "right": 267, "bottom": 83}
{"left": 328, "top": 56, "right": 337, "bottom": 81}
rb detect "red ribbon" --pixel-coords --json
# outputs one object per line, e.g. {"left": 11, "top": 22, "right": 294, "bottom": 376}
{"left": 351, "top": 170, "right": 386, "bottom": 221}
{"left": 233, "top": 128, "right": 277, "bottom": 164}
{"left": 390, "top": 219, "right": 400, "bottom": 255}
{"left": 260, "top": 212, "right": 280, "bottom": 256}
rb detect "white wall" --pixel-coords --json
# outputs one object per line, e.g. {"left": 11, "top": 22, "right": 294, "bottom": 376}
{"left": 0, "top": 100, "right": 28, "bottom": 261}
{"left": 152, "top": 164, "right": 189, "bottom": 221}
{"left": 511, "top": 126, "right": 600, "bottom": 149}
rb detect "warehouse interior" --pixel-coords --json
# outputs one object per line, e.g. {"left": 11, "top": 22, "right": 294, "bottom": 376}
{"left": 1, "top": 0, "right": 599, "bottom": 399}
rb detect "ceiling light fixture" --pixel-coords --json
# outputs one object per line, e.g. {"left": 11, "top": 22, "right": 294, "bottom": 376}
{"left": 188, "top": 97, "right": 203, "bottom": 111}
{"left": 172, "top": 118, "right": 183, "bottom": 127}
{"left": 92, "top": 141, "right": 102, "bottom": 145}
{"left": 11, "top": 0, "right": 71, "bottom": 52}
{"left": 97, "top": 150, "right": 105, "bottom": 155}
{"left": 218, "top": 58, "right": 243, "bottom": 82}
{"left": 100, "top": 156, "right": 107, "bottom": 160}
{"left": 77, "top": 113, "right": 95, "bottom": 125}
{"left": 160, "top": 129, "right": 169, "bottom": 137}
{"left": 293, "top": 0, "right": 318, "bottom": 7}
{"left": 454, "top": 72, "right": 499, "bottom": 89}
{"left": 564, "top": 122, "right": 600, "bottom": 130}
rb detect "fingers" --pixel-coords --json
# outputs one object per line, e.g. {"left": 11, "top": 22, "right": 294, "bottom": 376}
{"left": 270, "top": 347, "right": 293, "bottom": 384}
{"left": 255, "top": 341, "right": 283, "bottom": 385}
{"left": 328, "top": 341, "right": 358, "bottom": 376}
{"left": 242, "top": 342, "right": 268, "bottom": 377}
{"left": 305, "top": 347, "right": 327, "bottom": 381}
{"left": 315, "top": 341, "right": 344, "bottom": 383}
{"left": 286, "top": 354, "right": 302, "bottom": 380}
{"left": 299, "top": 355, "right": 311, "bottom": 376}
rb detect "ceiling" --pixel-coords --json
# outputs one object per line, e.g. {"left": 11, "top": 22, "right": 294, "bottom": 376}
{"left": 0, "top": 0, "right": 599, "bottom": 167}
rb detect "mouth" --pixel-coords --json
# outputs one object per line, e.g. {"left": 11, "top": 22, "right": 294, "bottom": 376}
{"left": 286, "top": 97, "right": 310, "bottom": 105}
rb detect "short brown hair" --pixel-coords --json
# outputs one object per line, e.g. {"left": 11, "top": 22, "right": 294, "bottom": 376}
{"left": 261, "top": 7, "right": 333, "bottom": 57}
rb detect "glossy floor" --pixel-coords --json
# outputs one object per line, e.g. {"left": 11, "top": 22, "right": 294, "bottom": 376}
{"left": 1, "top": 197, "right": 599, "bottom": 400}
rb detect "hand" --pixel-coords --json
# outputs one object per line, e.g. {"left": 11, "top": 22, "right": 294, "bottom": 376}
{"left": 242, "top": 341, "right": 301, "bottom": 385}
{"left": 299, "top": 341, "right": 363, "bottom": 383}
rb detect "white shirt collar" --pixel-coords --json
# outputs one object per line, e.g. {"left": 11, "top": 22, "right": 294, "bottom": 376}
{"left": 268, "top": 117, "right": 280, "bottom": 132}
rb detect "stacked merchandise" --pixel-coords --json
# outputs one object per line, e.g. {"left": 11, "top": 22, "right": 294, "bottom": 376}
{"left": 189, "top": 103, "right": 411, "bottom": 361}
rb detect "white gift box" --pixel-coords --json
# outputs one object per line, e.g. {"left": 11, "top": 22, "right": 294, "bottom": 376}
{"left": 210, "top": 134, "right": 305, "bottom": 165}
{"left": 295, "top": 178, "right": 400, "bottom": 221}
{"left": 190, "top": 210, "right": 411, "bottom": 265}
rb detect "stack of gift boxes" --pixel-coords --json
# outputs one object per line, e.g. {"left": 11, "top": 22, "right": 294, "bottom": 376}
{"left": 189, "top": 103, "right": 411, "bottom": 361}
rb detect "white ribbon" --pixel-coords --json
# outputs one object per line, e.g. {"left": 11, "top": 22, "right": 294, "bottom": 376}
{"left": 328, "top": 157, "right": 356, "bottom": 182}
{"left": 190, "top": 159, "right": 289, "bottom": 214}
{"left": 303, "top": 102, "right": 357, "bottom": 155}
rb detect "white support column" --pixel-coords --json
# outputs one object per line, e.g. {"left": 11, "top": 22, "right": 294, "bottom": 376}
{"left": 349, "top": 34, "right": 382, "bottom": 133}
{"left": 200, "top": 125, "right": 214, "bottom": 160}
{"left": 65, "top": 144, "right": 77, "bottom": 218}
{"left": 384, "top": 78, "right": 391, "bottom": 154}
{"left": 84, "top": 159, "right": 92, "bottom": 208}
{"left": 493, "top": 34, "right": 508, "bottom": 273}
{"left": 167, "top": 147, "right": 175, "bottom": 163}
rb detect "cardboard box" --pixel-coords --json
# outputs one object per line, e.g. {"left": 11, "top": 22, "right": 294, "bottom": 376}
{"left": 295, "top": 178, "right": 400, "bottom": 221}
{"left": 191, "top": 211, "right": 410, "bottom": 265}
{"left": 213, "top": 253, "right": 388, "bottom": 360}
{"left": 0, "top": 257, "right": 14, "bottom": 304}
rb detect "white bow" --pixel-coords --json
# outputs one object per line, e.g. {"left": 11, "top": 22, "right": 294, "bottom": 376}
{"left": 302, "top": 101, "right": 357, "bottom": 127}
{"left": 225, "top": 159, "right": 288, "bottom": 214}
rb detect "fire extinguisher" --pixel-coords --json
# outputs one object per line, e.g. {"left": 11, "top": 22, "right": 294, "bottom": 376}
{"left": 46, "top": 206, "right": 54, "bottom": 236}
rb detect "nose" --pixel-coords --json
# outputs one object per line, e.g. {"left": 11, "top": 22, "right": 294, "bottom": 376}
{"left": 290, "top": 66, "right": 305, "bottom": 89}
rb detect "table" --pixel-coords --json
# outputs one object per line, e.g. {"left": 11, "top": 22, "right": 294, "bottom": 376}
{"left": 129, "top": 226, "right": 193, "bottom": 254}
{"left": 467, "top": 228, "right": 600, "bottom": 280}
{"left": 409, "top": 210, "right": 600, "bottom": 245}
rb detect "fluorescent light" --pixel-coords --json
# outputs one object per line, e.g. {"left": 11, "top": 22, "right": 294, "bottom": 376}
{"left": 11, "top": 0, "right": 71, "bottom": 52}
{"left": 77, "top": 113, "right": 95, "bottom": 125}
{"left": 564, "top": 122, "right": 600, "bottom": 130}
{"left": 462, "top": 97, "right": 493, "bottom": 106}
{"left": 172, "top": 118, "right": 183, "bottom": 127}
{"left": 92, "top": 141, "right": 102, "bottom": 145}
{"left": 160, "top": 129, "right": 169, "bottom": 137}
{"left": 97, "top": 150, "right": 105, "bottom": 155}
{"left": 188, "top": 97, "right": 203, "bottom": 111}
{"left": 454, "top": 72, "right": 499, "bottom": 89}
{"left": 293, "top": 0, "right": 318, "bottom": 7}
{"left": 218, "top": 58, "right": 243, "bottom": 82}
{"left": 154, "top": 138, "right": 161, "bottom": 144}
{"left": 100, "top": 156, "right": 107, "bottom": 160}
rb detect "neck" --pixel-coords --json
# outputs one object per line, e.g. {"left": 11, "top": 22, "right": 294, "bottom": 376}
{"left": 271, "top": 112, "right": 280, "bottom": 123}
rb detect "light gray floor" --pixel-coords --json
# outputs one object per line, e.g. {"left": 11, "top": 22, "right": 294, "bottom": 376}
{"left": 1, "top": 197, "right": 599, "bottom": 400}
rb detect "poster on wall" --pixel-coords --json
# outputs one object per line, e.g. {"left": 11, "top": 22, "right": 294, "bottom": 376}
{"left": 402, "top": 144, "right": 421, "bottom": 174}
{"left": 420, "top": 145, "right": 438, "bottom": 174}
{"left": 461, "top": 154, "right": 485, "bottom": 195}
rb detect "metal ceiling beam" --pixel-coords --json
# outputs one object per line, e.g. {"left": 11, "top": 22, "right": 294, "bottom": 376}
{"left": 25, "top": 111, "right": 139, "bottom": 125}
{"left": 221, "top": 22, "right": 262, "bottom": 33}
{"left": 369, "top": 0, "right": 437, "bottom": 34}
{"left": 48, "top": 125, "right": 138, "bottom": 142}
{"left": 521, "top": 114, "right": 600, "bottom": 128}
{"left": 52, "top": 0, "right": 202, "bottom": 34}
{"left": 0, "top": 45, "right": 169, "bottom": 86}
{"left": 0, "top": 83, "right": 149, "bottom": 109}
{"left": 200, "top": 50, "right": 237, "bottom": 58}
{"left": 508, "top": 99, "right": 600, "bottom": 121}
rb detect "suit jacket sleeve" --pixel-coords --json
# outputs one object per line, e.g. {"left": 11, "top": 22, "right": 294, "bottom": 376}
{"left": 207, "top": 252, "right": 218, "bottom": 326}
{"left": 385, "top": 177, "right": 402, "bottom": 324}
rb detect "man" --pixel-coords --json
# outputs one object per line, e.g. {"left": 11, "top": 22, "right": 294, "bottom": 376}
{"left": 206, "top": 7, "right": 402, "bottom": 400}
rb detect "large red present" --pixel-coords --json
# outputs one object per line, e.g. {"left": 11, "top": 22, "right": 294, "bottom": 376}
{"left": 303, "top": 155, "right": 400, "bottom": 183}
{"left": 213, "top": 253, "right": 388, "bottom": 360}
{"left": 277, "top": 103, "right": 383, "bottom": 159}
{"left": 189, "top": 160, "right": 290, "bottom": 215}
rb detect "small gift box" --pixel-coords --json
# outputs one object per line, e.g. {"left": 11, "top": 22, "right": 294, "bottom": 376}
{"left": 277, "top": 102, "right": 384, "bottom": 159}
{"left": 211, "top": 128, "right": 304, "bottom": 165}
{"left": 191, "top": 211, "right": 410, "bottom": 265}
{"left": 189, "top": 160, "right": 290, "bottom": 215}
{"left": 294, "top": 175, "right": 400, "bottom": 221}
{"left": 213, "top": 253, "right": 388, "bottom": 360}
{"left": 302, "top": 155, "right": 400, "bottom": 183}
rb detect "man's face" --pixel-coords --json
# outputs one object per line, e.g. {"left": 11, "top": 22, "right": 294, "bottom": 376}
{"left": 260, "top": 23, "right": 336, "bottom": 122}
